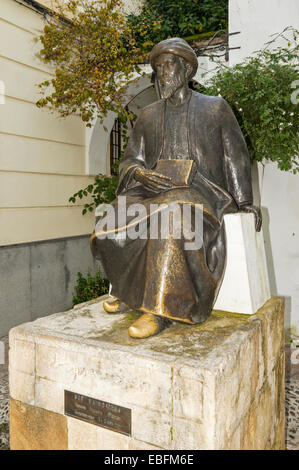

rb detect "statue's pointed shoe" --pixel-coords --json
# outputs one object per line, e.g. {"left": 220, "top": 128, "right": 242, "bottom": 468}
{"left": 128, "top": 313, "right": 171, "bottom": 339}
{"left": 103, "top": 298, "right": 126, "bottom": 314}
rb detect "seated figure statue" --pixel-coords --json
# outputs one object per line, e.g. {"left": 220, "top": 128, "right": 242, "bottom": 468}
{"left": 90, "top": 38, "right": 262, "bottom": 339}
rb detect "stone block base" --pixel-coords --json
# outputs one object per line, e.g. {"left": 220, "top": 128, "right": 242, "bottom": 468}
{"left": 9, "top": 296, "right": 285, "bottom": 450}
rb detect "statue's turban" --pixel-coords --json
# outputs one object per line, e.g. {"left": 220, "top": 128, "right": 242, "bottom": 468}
{"left": 150, "top": 38, "right": 198, "bottom": 78}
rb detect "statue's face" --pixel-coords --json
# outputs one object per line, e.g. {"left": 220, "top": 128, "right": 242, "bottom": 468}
{"left": 155, "top": 53, "right": 187, "bottom": 99}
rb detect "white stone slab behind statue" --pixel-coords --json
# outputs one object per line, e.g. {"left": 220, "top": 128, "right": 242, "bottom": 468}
{"left": 214, "top": 212, "right": 270, "bottom": 314}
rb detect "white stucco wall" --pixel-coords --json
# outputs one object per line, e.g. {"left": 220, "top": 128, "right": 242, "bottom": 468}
{"left": 229, "top": 0, "right": 299, "bottom": 334}
{"left": 0, "top": 0, "right": 96, "bottom": 245}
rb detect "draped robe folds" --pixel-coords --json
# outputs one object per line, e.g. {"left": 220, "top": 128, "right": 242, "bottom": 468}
{"left": 91, "top": 91, "right": 253, "bottom": 324}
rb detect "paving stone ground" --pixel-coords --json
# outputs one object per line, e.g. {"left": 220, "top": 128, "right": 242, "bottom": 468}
{"left": 0, "top": 335, "right": 298, "bottom": 450}
{"left": 285, "top": 343, "right": 299, "bottom": 450}
{"left": 0, "top": 336, "right": 9, "bottom": 450}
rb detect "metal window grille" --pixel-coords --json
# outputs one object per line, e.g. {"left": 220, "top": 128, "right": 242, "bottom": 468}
{"left": 110, "top": 118, "right": 122, "bottom": 175}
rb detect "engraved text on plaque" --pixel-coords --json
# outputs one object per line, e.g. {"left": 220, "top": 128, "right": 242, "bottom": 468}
{"left": 64, "top": 390, "right": 131, "bottom": 436}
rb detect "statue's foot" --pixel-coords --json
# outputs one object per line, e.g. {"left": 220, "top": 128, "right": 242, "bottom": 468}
{"left": 103, "top": 298, "right": 126, "bottom": 314}
{"left": 128, "top": 313, "right": 171, "bottom": 339}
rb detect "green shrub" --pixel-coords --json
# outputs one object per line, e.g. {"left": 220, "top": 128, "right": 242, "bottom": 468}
{"left": 127, "top": 0, "right": 228, "bottom": 51}
{"left": 200, "top": 27, "right": 299, "bottom": 173}
{"left": 73, "top": 269, "right": 110, "bottom": 306}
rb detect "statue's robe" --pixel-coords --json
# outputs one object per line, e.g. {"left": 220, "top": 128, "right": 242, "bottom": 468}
{"left": 91, "top": 91, "right": 253, "bottom": 324}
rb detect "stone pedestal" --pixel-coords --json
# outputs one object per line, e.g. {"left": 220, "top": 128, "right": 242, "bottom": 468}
{"left": 9, "top": 296, "right": 285, "bottom": 450}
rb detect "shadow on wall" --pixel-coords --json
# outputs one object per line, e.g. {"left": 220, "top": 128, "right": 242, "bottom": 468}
{"left": 261, "top": 205, "right": 292, "bottom": 329}
{"left": 252, "top": 162, "right": 292, "bottom": 333}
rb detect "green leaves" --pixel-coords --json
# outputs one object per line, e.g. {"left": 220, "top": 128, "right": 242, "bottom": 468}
{"left": 36, "top": 0, "right": 146, "bottom": 125}
{"left": 127, "top": 0, "right": 228, "bottom": 52}
{"left": 72, "top": 269, "right": 110, "bottom": 305}
{"left": 69, "top": 173, "right": 119, "bottom": 214}
{"left": 201, "top": 27, "right": 299, "bottom": 173}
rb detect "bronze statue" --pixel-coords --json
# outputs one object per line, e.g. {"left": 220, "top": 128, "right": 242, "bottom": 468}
{"left": 90, "top": 38, "right": 262, "bottom": 339}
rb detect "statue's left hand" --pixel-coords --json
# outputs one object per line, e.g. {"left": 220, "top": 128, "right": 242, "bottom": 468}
{"left": 239, "top": 205, "right": 262, "bottom": 232}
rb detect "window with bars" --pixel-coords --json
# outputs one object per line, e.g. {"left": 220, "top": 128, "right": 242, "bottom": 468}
{"left": 110, "top": 118, "right": 122, "bottom": 175}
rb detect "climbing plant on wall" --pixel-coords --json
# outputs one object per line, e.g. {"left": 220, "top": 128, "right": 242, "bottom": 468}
{"left": 36, "top": 0, "right": 143, "bottom": 126}
{"left": 200, "top": 27, "right": 299, "bottom": 173}
{"left": 127, "top": 0, "right": 228, "bottom": 51}
{"left": 36, "top": 0, "right": 143, "bottom": 213}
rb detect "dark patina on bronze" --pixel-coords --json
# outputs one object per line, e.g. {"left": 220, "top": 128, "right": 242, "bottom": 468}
{"left": 64, "top": 390, "right": 131, "bottom": 436}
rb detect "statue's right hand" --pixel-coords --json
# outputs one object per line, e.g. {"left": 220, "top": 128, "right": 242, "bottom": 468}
{"left": 133, "top": 167, "right": 173, "bottom": 192}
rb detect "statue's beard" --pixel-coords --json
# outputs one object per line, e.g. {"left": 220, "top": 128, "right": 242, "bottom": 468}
{"left": 159, "top": 75, "right": 184, "bottom": 99}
